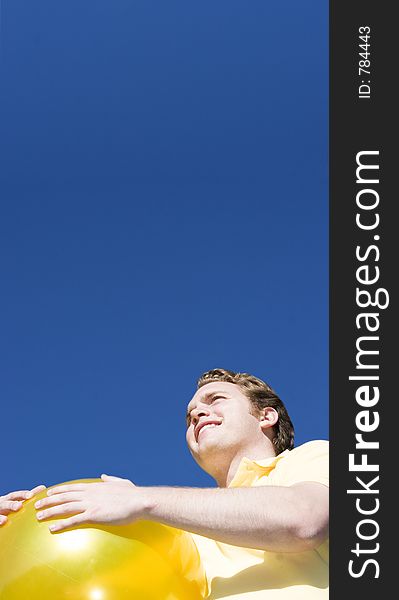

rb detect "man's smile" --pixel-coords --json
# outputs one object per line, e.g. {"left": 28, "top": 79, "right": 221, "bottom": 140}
{"left": 195, "top": 420, "right": 222, "bottom": 442}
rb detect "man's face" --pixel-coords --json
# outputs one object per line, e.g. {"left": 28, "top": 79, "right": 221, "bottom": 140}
{"left": 185, "top": 381, "right": 264, "bottom": 471}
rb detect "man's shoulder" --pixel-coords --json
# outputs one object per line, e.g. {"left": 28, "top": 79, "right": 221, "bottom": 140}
{"left": 289, "top": 439, "right": 329, "bottom": 456}
{"left": 276, "top": 440, "right": 329, "bottom": 486}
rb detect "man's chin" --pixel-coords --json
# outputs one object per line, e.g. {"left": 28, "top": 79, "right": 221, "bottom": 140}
{"left": 191, "top": 439, "right": 225, "bottom": 464}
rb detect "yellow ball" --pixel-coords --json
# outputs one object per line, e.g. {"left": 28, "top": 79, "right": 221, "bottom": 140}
{"left": 0, "top": 479, "right": 207, "bottom": 600}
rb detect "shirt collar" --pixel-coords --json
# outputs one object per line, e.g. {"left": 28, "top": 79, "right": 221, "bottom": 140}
{"left": 228, "top": 450, "right": 290, "bottom": 488}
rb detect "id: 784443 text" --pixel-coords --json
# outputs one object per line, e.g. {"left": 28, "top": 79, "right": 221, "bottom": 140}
{"left": 358, "top": 26, "right": 371, "bottom": 100}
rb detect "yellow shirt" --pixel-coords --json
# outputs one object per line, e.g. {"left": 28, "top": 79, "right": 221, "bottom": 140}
{"left": 192, "top": 440, "right": 329, "bottom": 600}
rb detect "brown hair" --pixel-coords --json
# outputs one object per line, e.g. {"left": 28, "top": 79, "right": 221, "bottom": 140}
{"left": 197, "top": 368, "right": 294, "bottom": 455}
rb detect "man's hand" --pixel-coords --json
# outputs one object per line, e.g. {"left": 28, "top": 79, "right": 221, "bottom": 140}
{"left": 0, "top": 485, "right": 46, "bottom": 526}
{"left": 35, "top": 474, "right": 151, "bottom": 533}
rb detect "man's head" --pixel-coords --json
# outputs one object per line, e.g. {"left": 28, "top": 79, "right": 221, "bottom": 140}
{"left": 185, "top": 368, "right": 294, "bottom": 479}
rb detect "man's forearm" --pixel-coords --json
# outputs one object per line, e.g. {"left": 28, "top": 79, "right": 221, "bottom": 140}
{"left": 142, "top": 483, "right": 328, "bottom": 553}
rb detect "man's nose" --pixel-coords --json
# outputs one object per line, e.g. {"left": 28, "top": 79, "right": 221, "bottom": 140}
{"left": 191, "top": 407, "right": 210, "bottom": 426}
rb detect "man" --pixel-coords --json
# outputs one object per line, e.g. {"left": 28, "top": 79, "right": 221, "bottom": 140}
{"left": 0, "top": 368, "right": 329, "bottom": 599}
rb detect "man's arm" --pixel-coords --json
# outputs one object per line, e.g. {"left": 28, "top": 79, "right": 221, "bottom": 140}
{"left": 145, "top": 482, "right": 329, "bottom": 553}
{"left": 36, "top": 478, "right": 328, "bottom": 553}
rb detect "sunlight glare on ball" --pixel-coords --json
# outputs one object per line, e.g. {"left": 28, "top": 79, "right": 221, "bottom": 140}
{"left": 54, "top": 528, "right": 91, "bottom": 553}
{"left": 89, "top": 588, "right": 105, "bottom": 600}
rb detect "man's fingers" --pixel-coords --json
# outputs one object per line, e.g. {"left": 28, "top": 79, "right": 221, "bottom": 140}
{"left": 29, "top": 485, "right": 46, "bottom": 497}
{"left": 49, "top": 513, "right": 87, "bottom": 533}
{"left": 35, "top": 492, "right": 82, "bottom": 510}
{"left": 0, "top": 486, "right": 46, "bottom": 524}
{"left": 101, "top": 474, "right": 126, "bottom": 482}
{"left": 1, "top": 485, "right": 46, "bottom": 503}
{"left": 2, "top": 490, "right": 32, "bottom": 501}
{"left": 47, "top": 484, "right": 87, "bottom": 496}
{"left": 101, "top": 474, "right": 135, "bottom": 485}
{"left": 36, "top": 502, "right": 84, "bottom": 522}
{"left": 0, "top": 500, "right": 23, "bottom": 514}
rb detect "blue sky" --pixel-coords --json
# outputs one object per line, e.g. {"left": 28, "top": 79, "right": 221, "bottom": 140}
{"left": 0, "top": 1, "right": 328, "bottom": 493}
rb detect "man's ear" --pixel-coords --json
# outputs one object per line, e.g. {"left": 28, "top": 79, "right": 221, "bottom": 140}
{"left": 259, "top": 407, "right": 279, "bottom": 432}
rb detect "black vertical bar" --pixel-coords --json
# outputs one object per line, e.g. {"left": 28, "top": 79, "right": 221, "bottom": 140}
{"left": 330, "top": 1, "right": 396, "bottom": 597}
